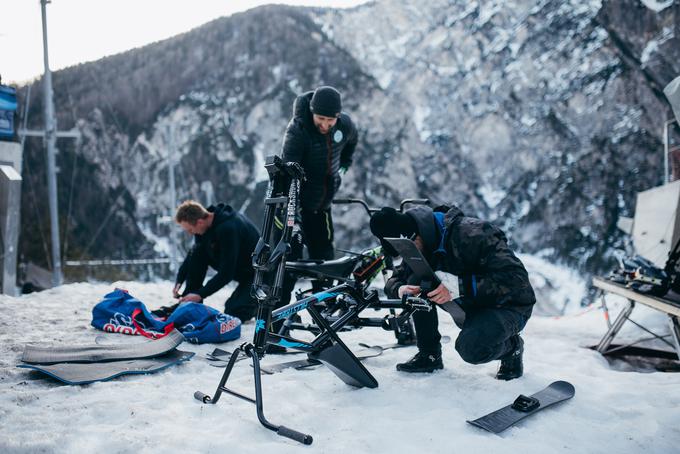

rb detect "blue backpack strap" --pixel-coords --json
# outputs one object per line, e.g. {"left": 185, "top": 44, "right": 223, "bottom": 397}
{"left": 433, "top": 212, "right": 447, "bottom": 256}
{"left": 433, "top": 212, "right": 477, "bottom": 298}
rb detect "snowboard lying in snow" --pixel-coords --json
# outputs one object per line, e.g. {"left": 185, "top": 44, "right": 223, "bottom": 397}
{"left": 467, "top": 380, "right": 575, "bottom": 433}
{"left": 205, "top": 347, "right": 302, "bottom": 367}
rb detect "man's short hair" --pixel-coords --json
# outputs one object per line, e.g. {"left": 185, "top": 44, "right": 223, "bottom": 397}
{"left": 175, "top": 200, "right": 209, "bottom": 224}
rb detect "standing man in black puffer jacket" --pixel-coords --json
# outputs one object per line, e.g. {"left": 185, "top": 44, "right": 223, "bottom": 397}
{"left": 370, "top": 205, "right": 536, "bottom": 380}
{"left": 281, "top": 86, "right": 358, "bottom": 260}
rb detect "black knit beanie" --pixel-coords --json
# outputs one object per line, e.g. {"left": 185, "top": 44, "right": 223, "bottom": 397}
{"left": 370, "top": 207, "right": 418, "bottom": 240}
{"left": 310, "top": 86, "right": 342, "bottom": 118}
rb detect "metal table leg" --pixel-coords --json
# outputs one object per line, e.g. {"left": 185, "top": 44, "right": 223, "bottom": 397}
{"left": 597, "top": 300, "right": 635, "bottom": 353}
{"left": 668, "top": 315, "right": 680, "bottom": 360}
{"left": 599, "top": 290, "right": 612, "bottom": 329}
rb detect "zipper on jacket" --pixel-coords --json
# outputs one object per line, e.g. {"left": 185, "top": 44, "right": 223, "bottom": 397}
{"left": 318, "top": 133, "right": 334, "bottom": 210}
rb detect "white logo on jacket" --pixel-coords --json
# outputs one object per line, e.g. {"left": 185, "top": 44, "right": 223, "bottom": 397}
{"left": 334, "top": 130, "right": 343, "bottom": 143}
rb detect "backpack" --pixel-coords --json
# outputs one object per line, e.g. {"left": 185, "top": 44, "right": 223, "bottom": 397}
{"left": 91, "top": 288, "right": 241, "bottom": 344}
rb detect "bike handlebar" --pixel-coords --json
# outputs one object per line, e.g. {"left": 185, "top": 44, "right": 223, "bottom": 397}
{"left": 332, "top": 198, "right": 430, "bottom": 217}
{"left": 400, "top": 198, "right": 430, "bottom": 211}
{"left": 332, "top": 198, "right": 374, "bottom": 216}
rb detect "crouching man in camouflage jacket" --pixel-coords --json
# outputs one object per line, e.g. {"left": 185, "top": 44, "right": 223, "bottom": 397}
{"left": 370, "top": 204, "right": 535, "bottom": 380}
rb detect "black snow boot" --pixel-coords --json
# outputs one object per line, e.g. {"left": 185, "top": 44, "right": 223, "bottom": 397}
{"left": 496, "top": 336, "right": 524, "bottom": 381}
{"left": 396, "top": 350, "right": 443, "bottom": 373}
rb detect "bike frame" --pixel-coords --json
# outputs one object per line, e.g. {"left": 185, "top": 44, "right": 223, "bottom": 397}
{"left": 194, "top": 156, "right": 383, "bottom": 445}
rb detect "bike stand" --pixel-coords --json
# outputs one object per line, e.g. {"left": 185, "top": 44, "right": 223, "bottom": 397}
{"left": 195, "top": 156, "right": 386, "bottom": 445}
{"left": 309, "top": 343, "right": 378, "bottom": 388}
{"left": 304, "top": 303, "right": 379, "bottom": 388}
{"left": 194, "top": 342, "right": 313, "bottom": 445}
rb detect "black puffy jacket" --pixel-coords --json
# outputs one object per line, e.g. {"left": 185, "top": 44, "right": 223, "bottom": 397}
{"left": 281, "top": 91, "right": 358, "bottom": 211}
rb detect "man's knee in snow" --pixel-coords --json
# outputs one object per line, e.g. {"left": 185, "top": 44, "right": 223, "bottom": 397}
{"left": 455, "top": 334, "right": 496, "bottom": 365}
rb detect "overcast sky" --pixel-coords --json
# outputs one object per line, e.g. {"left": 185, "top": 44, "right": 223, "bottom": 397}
{"left": 3, "top": 0, "right": 369, "bottom": 85}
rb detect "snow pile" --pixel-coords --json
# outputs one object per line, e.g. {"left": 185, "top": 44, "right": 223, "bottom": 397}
{"left": 520, "top": 253, "right": 589, "bottom": 315}
{"left": 640, "top": 0, "right": 674, "bottom": 12}
{"left": 1, "top": 275, "right": 679, "bottom": 453}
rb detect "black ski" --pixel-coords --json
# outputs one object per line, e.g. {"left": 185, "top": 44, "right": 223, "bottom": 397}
{"left": 207, "top": 347, "right": 301, "bottom": 361}
{"left": 206, "top": 347, "right": 302, "bottom": 367}
{"left": 385, "top": 238, "right": 466, "bottom": 325}
{"left": 359, "top": 335, "right": 451, "bottom": 351}
{"left": 467, "top": 380, "right": 575, "bottom": 433}
{"left": 259, "top": 346, "right": 383, "bottom": 374}
{"left": 205, "top": 347, "right": 233, "bottom": 361}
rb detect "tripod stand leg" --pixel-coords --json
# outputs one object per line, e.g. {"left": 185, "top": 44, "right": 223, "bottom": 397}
{"left": 194, "top": 348, "right": 243, "bottom": 404}
{"left": 250, "top": 351, "right": 314, "bottom": 445}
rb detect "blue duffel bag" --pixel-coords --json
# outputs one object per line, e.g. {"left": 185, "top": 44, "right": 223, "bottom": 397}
{"left": 92, "top": 288, "right": 241, "bottom": 344}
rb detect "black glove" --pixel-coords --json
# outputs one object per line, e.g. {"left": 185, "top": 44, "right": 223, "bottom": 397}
{"left": 283, "top": 162, "right": 306, "bottom": 180}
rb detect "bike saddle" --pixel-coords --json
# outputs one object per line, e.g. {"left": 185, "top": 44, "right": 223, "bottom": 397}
{"left": 286, "top": 255, "right": 361, "bottom": 280}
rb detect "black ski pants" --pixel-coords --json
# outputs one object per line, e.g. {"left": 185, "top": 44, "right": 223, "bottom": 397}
{"left": 413, "top": 302, "right": 531, "bottom": 363}
{"left": 181, "top": 249, "right": 257, "bottom": 322}
{"left": 272, "top": 208, "right": 334, "bottom": 334}
{"left": 300, "top": 207, "right": 335, "bottom": 260}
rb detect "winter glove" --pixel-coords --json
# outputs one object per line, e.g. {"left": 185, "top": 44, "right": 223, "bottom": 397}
{"left": 435, "top": 271, "right": 460, "bottom": 300}
{"left": 339, "top": 166, "right": 348, "bottom": 175}
{"left": 283, "top": 161, "right": 306, "bottom": 180}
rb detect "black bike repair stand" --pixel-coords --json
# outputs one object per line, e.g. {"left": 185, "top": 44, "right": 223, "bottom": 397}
{"left": 194, "top": 156, "right": 313, "bottom": 445}
{"left": 195, "top": 156, "right": 383, "bottom": 444}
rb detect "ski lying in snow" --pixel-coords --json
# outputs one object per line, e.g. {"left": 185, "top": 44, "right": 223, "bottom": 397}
{"left": 259, "top": 346, "right": 384, "bottom": 374}
{"left": 206, "top": 347, "right": 233, "bottom": 361}
{"left": 206, "top": 347, "right": 301, "bottom": 361}
{"left": 467, "top": 380, "right": 575, "bottom": 434}
{"left": 206, "top": 347, "right": 302, "bottom": 367}
{"left": 358, "top": 335, "right": 451, "bottom": 351}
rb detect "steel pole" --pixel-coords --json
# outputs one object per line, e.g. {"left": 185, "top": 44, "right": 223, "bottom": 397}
{"left": 664, "top": 119, "right": 670, "bottom": 184}
{"left": 41, "top": 0, "right": 63, "bottom": 286}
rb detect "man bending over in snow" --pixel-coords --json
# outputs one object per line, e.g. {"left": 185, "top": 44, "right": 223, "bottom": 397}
{"left": 163, "top": 200, "right": 261, "bottom": 322}
{"left": 369, "top": 205, "right": 535, "bottom": 380}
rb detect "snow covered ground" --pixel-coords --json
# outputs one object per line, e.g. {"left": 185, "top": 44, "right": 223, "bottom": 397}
{"left": 1, "top": 264, "right": 679, "bottom": 453}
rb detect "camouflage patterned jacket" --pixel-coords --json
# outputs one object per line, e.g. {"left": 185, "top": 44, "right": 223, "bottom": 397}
{"left": 442, "top": 205, "right": 536, "bottom": 308}
{"left": 384, "top": 205, "right": 535, "bottom": 309}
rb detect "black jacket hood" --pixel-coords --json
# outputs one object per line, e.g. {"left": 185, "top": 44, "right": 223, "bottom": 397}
{"left": 292, "top": 91, "right": 315, "bottom": 128}
{"left": 405, "top": 206, "right": 439, "bottom": 254}
{"left": 208, "top": 203, "right": 235, "bottom": 229}
{"left": 443, "top": 205, "right": 465, "bottom": 228}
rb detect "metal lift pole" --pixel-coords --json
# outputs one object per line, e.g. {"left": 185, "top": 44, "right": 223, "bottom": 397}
{"left": 40, "top": 0, "right": 63, "bottom": 286}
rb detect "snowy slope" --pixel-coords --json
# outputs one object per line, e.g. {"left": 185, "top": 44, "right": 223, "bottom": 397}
{"left": 1, "top": 268, "right": 679, "bottom": 453}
